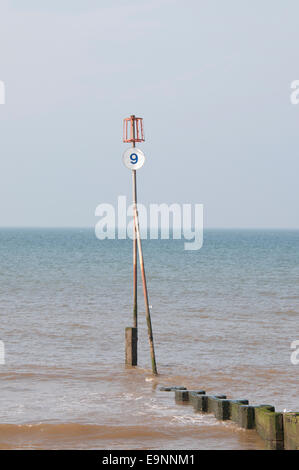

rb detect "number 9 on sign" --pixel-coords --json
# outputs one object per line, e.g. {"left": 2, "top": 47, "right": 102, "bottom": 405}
{"left": 122, "top": 147, "right": 145, "bottom": 170}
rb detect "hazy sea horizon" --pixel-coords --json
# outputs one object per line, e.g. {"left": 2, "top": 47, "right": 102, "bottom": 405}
{"left": 0, "top": 228, "right": 298, "bottom": 449}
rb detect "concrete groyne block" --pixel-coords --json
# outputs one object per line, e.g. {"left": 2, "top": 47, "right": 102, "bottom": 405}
{"left": 175, "top": 389, "right": 205, "bottom": 403}
{"left": 283, "top": 413, "right": 299, "bottom": 450}
{"left": 255, "top": 406, "right": 284, "bottom": 450}
{"left": 192, "top": 394, "right": 208, "bottom": 412}
{"left": 238, "top": 405, "right": 256, "bottom": 429}
{"left": 192, "top": 394, "right": 226, "bottom": 413}
{"left": 174, "top": 390, "right": 190, "bottom": 403}
{"left": 229, "top": 400, "right": 249, "bottom": 423}
{"left": 238, "top": 404, "right": 274, "bottom": 430}
{"left": 214, "top": 399, "right": 231, "bottom": 420}
{"left": 207, "top": 395, "right": 227, "bottom": 414}
{"left": 189, "top": 390, "right": 206, "bottom": 405}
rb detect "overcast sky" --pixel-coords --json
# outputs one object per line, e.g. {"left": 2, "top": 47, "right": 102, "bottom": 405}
{"left": 0, "top": 0, "right": 298, "bottom": 228}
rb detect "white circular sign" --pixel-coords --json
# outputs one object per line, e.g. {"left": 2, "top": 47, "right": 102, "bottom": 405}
{"left": 122, "top": 147, "right": 145, "bottom": 170}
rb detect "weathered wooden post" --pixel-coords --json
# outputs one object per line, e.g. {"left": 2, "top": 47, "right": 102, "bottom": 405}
{"left": 123, "top": 115, "right": 158, "bottom": 375}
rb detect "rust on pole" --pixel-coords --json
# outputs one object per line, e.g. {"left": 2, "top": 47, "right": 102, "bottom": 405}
{"left": 132, "top": 173, "right": 137, "bottom": 330}
{"left": 134, "top": 205, "right": 158, "bottom": 375}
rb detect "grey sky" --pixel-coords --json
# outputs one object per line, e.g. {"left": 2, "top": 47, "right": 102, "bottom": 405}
{"left": 0, "top": 0, "right": 298, "bottom": 228}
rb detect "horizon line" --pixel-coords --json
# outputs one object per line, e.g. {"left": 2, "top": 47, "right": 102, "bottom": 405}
{"left": 0, "top": 226, "right": 298, "bottom": 230}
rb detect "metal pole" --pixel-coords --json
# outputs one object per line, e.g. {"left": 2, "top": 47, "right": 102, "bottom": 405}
{"left": 133, "top": 205, "right": 158, "bottom": 376}
{"left": 131, "top": 116, "right": 138, "bottom": 331}
{"left": 132, "top": 171, "right": 137, "bottom": 329}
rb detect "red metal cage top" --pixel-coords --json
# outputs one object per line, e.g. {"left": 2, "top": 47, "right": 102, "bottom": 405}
{"left": 123, "top": 115, "right": 145, "bottom": 143}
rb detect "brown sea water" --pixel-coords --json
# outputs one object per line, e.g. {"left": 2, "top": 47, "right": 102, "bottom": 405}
{"left": 0, "top": 228, "right": 298, "bottom": 449}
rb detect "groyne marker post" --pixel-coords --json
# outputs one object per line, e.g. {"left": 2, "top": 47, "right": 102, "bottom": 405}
{"left": 123, "top": 115, "right": 158, "bottom": 375}
{"left": 132, "top": 123, "right": 137, "bottom": 332}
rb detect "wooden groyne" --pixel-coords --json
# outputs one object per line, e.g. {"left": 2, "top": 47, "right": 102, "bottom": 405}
{"left": 160, "top": 386, "right": 299, "bottom": 450}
